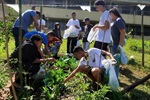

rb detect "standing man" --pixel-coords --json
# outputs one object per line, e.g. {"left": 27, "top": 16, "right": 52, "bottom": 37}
{"left": 66, "top": 12, "right": 81, "bottom": 56}
{"left": 12, "top": 9, "right": 39, "bottom": 47}
{"left": 93, "top": 0, "right": 111, "bottom": 53}
{"left": 82, "top": 17, "right": 93, "bottom": 51}
{"left": 34, "top": 12, "right": 46, "bottom": 33}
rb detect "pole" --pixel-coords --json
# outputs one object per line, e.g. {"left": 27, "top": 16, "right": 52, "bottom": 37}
{"left": 2, "top": 0, "right": 17, "bottom": 99}
{"left": 18, "top": 0, "right": 23, "bottom": 87}
{"left": 141, "top": 10, "right": 144, "bottom": 66}
{"left": 65, "top": 0, "right": 68, "bottom": 9}
{"left": 40, "top": 0, "right": 43, "bottom": 31}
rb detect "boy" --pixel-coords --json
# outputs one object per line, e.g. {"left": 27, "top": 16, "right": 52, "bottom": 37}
{"left": 64, "top": 46, "right": 114, "bottom": 83}
{"left": 24, "top": 31, "right": 54, "bottom": 58}
{"left": 82, "top": 17, "right": 93, "bottom": 50}
{"left": 44, "top": 31, "right": 61, "bottom": 59}
{"left": 66, "top": 12, "right": 81, "bottom": 56}
{"left": 92, "top": 0, "right": 111, "bottom": 52}
{"left": 12, "top": 9, "right": 39, "bottom": 47}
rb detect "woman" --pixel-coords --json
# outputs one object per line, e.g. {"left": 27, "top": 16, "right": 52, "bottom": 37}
{"left": 109, "top": 7, "right": 126, "bottom": 77}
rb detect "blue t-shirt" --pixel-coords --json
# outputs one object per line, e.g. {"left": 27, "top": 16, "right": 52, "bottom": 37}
{"left": 13, "top": 10, "right": 37, "bottom": 32}
{"left": 24, "top": 31, "right": 48, "bottom": 45}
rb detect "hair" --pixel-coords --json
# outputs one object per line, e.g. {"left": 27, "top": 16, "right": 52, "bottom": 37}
{"left": 94, "top": 0, "right": 105, "bottom": 7}
{"left": 30, "top": 34, "right": 42, "bottom": 42}
{"left": 47, "top": 31, "right": 55, "bottom": 37}
{"left": 36, "top": 10, "right": 41, "bottom": 16}
{"left": 42, "top": 14, "right": 46, "bottom": 20}
{"left": 109, "top": 7, "right": 126, "bottom": 24}
{"left": 72, "top": 12, "right": 76, "bottom": 15}
{"left": 73, "top": 46, "right": 84, "bottom": 53}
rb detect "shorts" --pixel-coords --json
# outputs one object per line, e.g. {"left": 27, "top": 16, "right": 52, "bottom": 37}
{"left": 87, "top": 67, "right": 106, "bottom": 81}
{"left": 94, "top": 41, "right": 108, "bottom": 51}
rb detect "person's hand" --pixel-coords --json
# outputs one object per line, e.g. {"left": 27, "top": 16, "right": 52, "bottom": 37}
{"left": 42, "top": 55, "right": 46, "bottom": 59}
{"left": 74, "top": 25, "right": 79, "bottom": 29}
{"left": 104, "top": 20, "right": 110, "bottom": 30}
{"left": 47, "top": 58, "right": 56, "bottom": 62}
{"left": 93, "top": 25, "right": 98, "bottom": 31}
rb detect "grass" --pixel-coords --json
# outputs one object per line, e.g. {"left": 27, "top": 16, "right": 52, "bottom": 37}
{"left": 0, "top": 37, "right": 150, "bottom": 99}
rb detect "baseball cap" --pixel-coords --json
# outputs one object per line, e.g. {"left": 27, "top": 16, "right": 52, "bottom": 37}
{"left": 83, "top": 17, "right": 90, "bottom": 22}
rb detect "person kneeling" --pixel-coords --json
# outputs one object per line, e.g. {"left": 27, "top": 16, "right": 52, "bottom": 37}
{"left": 10, "top": 35, "right": 56, "bottom": 86}
{"left": 64, "top": 46, "right": 114, "bottom": 84}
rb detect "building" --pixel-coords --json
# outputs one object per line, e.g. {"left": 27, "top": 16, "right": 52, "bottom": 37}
{"left": 4, "top": 0, "right": 150, "bottom": 36}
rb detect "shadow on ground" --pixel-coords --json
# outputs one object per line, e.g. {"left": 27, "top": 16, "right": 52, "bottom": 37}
{"left": 120, "top": 67, "right": 140, "bottom": 84}
{"left": 122, "top": 88, "right": 150, "bottom": 100}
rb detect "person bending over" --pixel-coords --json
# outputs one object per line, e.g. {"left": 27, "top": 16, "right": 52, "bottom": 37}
{"left": 64, "top": 46, "right": 114, "bottom": 84}
{"left": 24, "top": 31, "right": 54, "bottom": 58}
{"left": 10, "top": 35, "right": 55, "bottom": 85}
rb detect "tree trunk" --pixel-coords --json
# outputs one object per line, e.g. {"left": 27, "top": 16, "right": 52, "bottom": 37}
{"left": 121, "top": 74, "right": 150, "bottom": 95}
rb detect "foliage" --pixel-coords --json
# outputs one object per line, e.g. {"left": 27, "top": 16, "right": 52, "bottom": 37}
{"left": 128, "top": 38, "right": 150, "bottom": 54}
{"left": 41, "top": 56, "right": 78, "bottom": 100}
{"left": 0, "top": 67, "right": 9, "bottom": 89}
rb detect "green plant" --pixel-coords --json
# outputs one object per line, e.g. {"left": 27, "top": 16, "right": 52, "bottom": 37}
{"left": 0, "top": 67, "right": 9, "bottom": 89}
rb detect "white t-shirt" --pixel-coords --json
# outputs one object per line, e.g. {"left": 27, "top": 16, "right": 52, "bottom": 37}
{"left": 35, "top": 19, "right": 46, "bottom": 32}
{"left": 78, "top": 48, "right": 105, "bottom": 68}
{"left": 95, "top": 10, "right": 111, "bottom": 43}
{"left": 66, "top": 19, "right": 81, "bottom": 36}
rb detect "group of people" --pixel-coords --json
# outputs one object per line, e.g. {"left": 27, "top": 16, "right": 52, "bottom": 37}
{"left": 10, "top": 0, "right": 126, "bottom": 87}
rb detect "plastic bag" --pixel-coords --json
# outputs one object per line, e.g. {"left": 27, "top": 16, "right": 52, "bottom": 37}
{"left": 76, "top": 40, "right": 81, "bottom": 46}
{"left": 117, "top": 45, "right": 128, "bottom": 65}
{"left": 87, "top": 28, "right": 98, "bottom": 43}
{"left": 102, "top": 59, "right": 119, "bottom": 91}
{"left": 63, "top": 29, "right": 70, "bottom": 39}
{"left": 63, "top": 25, "right": 77, "bottom": 39}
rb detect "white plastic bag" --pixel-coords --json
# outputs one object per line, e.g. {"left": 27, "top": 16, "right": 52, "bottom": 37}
{"left": 102, "top": 59, "right": 119, "bottom": 91}
{"left": 63, "top": 25, "right": 77, "bottom": 39}
{"left": 118, "top": 45, "right": 128, "bottom": 65}
{"left": 87, "top": 28, "right": 98, "bottom": 43}
{"left": 63, "top": 29, "right": 70, "bottom": 39}
{"left": 76, "top": 40, "right": 81, "bottom": 46}
{"left": 69, "top": 25, "right": 77, "bottom": 37}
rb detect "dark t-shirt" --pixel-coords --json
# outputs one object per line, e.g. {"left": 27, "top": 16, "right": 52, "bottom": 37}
{"left": 111, "top": 18, "right": 126, "bottom": 45}
{"left": 10, "top": 41, "right": 41, "bottom": 75}
{"left": 83, "top": 24, "right": 93, "bottom": 42}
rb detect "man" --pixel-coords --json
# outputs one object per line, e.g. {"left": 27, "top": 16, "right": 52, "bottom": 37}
{"left": 66, "top": 12, "right": 81, "bottom": 56}
{"left": 10, "top": 35, "right": 55, "bottom": 84}
{"left": 93, "top": 0, "right": 111, "bottom": 53}
{"left": 44, "top": 31, "right": 61, "bottom": 59}
{"left": 12, "top": 9, "right": 39, "bottom": 47}
{"left": 34, "top": 11, "right": 46, "bottom": 33}
{"left": 24, "top": 31, "right": 54, "bottom": 58}
{"left": 82, "top": 17, "right": 93, "bottom": 51}
{"left": 64, "top": 46, "right": 114, "bottom": 84}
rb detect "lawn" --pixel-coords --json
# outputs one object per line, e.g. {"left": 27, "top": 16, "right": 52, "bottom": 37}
{"left": 0, "top": 37, "right": 150, "bottom": 100}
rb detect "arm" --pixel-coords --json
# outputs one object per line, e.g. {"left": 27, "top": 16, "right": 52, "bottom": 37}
{"left": 33, "top": 16, "right": 40, "bottom": 31}
{"left": 93, "top": 20, "right": 110, "bottom": 31}
{"left": 45, "top": 45, "right": 51, "bottom": 57}
{"left": 38, "top": 48, "right": 46, "bottom": 58}
{"left": 119, "top": 29, "right": 126, "bottom": 46}
{"left": 101, "top": 50, "right": 114, "bottom": 59}
{"left": 64, "top": 66, "right": 80, "bottom": 83}
{"left": 33, "top": 57, "right": 56, "bottom": 63}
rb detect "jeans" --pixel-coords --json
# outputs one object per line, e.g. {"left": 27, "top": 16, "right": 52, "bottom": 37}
{"left": 109, "top": 44, "right": 119, "bottom": 78}
{"left": 67, "top": 37, "right": 77, "bottom": 53}
{"left": 12, "top": 27, "right": 28, "bottom": 48}
{"left": 48, "top": 42, "right": 61, "bottom": 56}
{"left": 83, "top": 42, "right": 90, "bottom": 51}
